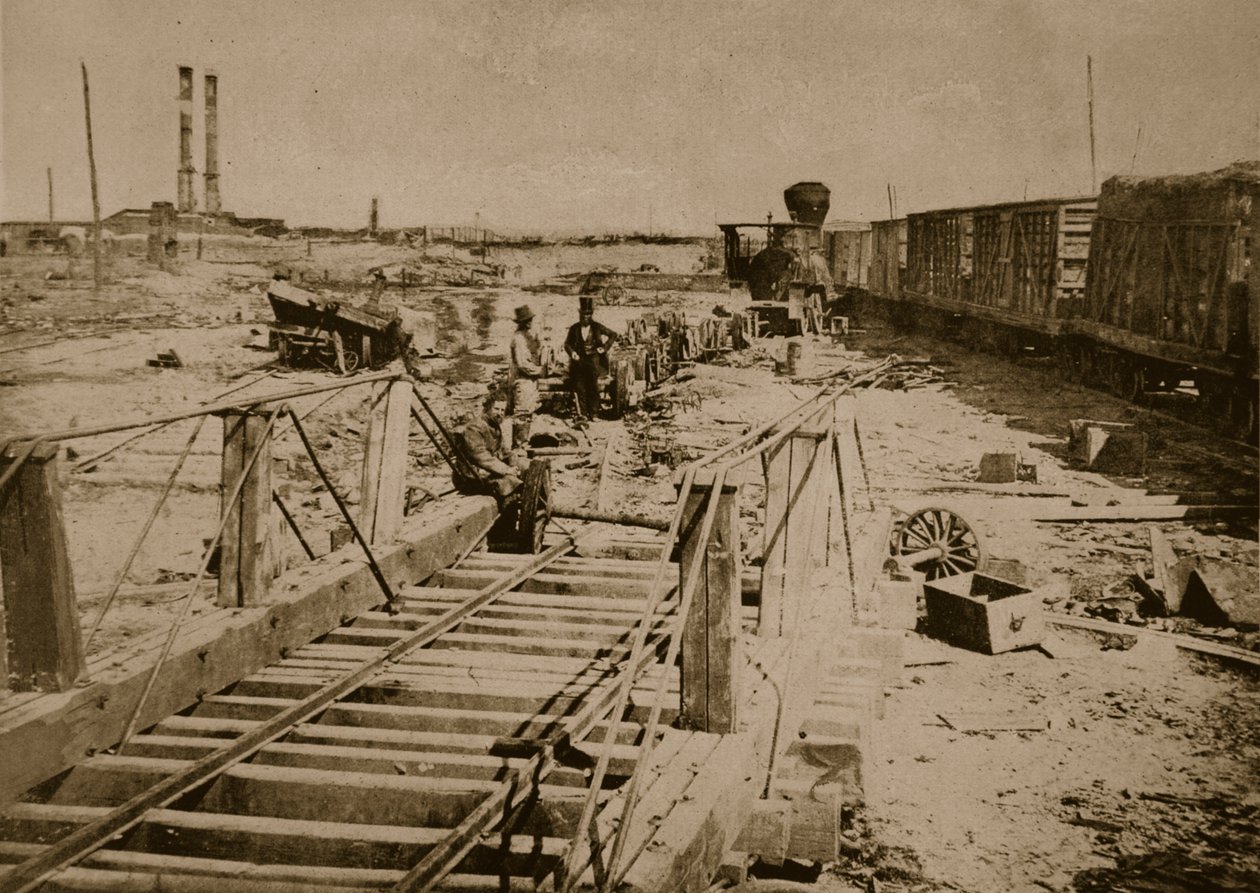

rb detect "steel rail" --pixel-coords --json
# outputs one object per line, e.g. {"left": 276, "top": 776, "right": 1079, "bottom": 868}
{"left": 554, "top": 464, "right": 696, "bottom": 893}
{"left": 600, "top": 466, "right": 729, "bottom": 892}
{"left": 3, "top": 537, "right": 575, "bottom": 893}
{"left": 395, "top": 627, "right": 670, "bottom": 893}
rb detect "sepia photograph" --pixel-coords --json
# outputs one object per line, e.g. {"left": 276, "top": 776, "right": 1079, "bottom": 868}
{"left": 0, "top": 2, "right": 1257, "bottom": 891}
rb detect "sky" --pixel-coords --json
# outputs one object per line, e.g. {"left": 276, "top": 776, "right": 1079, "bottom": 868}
{"left": 2, "top": 0, "right": 1258, "bottom": 234}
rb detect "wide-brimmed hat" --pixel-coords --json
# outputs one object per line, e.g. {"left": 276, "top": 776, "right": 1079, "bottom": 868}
{"left": 513, "top": 305, "right": 535, "bottom": 324}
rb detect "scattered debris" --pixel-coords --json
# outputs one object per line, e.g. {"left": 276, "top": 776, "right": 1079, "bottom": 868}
{"left": 937, "top": 712, "right": 1048, "bottom": 733}
{"left": 145, "top": 348, "right": 183, "bottom": 368}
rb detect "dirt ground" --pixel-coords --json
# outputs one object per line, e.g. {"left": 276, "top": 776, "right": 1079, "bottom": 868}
{"left": 1, "top": 239, "right": 1257, "bottom": 892}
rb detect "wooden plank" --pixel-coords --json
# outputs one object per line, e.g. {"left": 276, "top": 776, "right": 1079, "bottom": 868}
{"left": 197, "top": 763, "right": 591, "bottom": 836}
{"left": 559, "top": 728, "right": 694, "bottom": 890}
{"left": 937, "top": 712, "right": 1048, "bottom": 732}
{"left": 619, "top": 732, "right": 760, "bottom": 893}
{"left": 216, "top": 411, "right": 273, "bottom": 607}
{"left": 760, "top": 439, "right": 790, "bottom": 636}
{"left": 77, "top": 851, "right": 405, "bottom": 889}
{"left": 428, "top": 569, "right": 670, "bottom": 599}
{"left": 247, "top": 741, "right": 598, "bottom": 787}
{"left": 126, "top": 808, "right": 569, "bottom": 873}
{"left": 0, "top": 443, "right": 85, "bottom": 693}
{"left": 678, "top": 478, "right": 741, "bottom": 733}
{"left": 1147, "top": 526, "right": 1181, "bottom": 611}
{"left": 37, "top": 866, "right": 539, "bottom": 893}
{"left": 1046, "top": 614, "right": 1260, "bottom": 669}
{"left": 46, "top": 757, "right": 191, "bottom": 808}
{"left": 358, "top": 380, "right": 411, "bottom": 544}
{"left": 581, "top": 731, "right": 716, "bottom": 889}
{"left": 423, "top": 631, "right": 638, "bottom": 659}
{"left": 455, "top": 556, "right": 661, "bottom": 580}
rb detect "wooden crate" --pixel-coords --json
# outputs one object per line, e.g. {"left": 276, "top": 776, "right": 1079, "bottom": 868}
{"left": 924, "top": 572, "right": 1044, "bottom": 654}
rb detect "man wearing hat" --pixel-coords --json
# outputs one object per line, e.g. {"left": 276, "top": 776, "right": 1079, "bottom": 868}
{"left": 508, "top": 304, "right": 543, "bottom": 448}
{"left": 564, "top": 296, "right": 618, "bottom": 419}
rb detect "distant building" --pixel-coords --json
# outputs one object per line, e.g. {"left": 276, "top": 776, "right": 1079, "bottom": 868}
{"left": 102, "top": 209, "right": 285, "bottom": 237}
{"left": 0, "top": 220, "right": 90, "bottom": 254}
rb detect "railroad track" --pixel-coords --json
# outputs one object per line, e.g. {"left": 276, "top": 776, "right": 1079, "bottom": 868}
{"left": 0, "top": 538, "right": 709, "bottom": 893}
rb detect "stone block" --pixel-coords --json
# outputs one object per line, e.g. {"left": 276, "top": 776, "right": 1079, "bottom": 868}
{"left": 978, "top": 452, "right": 1018, "bottom": 483}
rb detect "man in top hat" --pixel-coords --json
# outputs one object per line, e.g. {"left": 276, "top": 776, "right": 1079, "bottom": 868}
{"left": 564, "top": 296, "right": 618, "bottom": 419}
{"left": 508, "top": 304, "right": 543, "bottom": 448}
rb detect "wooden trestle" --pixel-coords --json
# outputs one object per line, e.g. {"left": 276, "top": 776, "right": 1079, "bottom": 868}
{"left": 0, "top": 542, "right": 760, "bottom": 893}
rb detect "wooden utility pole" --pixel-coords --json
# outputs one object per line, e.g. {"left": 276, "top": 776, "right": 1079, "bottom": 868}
{"left": 1087, "top": 55, "right": 1098, "bottom": 193}
{"left": 886, "top": 184, "right": 895, "bottom": 220}
{"left": 46, "top": 168, "right": 54, "bottom": 223}
{"left": 81, "top": 62, "right": 102, "bottom": 292}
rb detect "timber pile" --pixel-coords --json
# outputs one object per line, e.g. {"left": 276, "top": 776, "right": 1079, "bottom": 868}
{"left": 794, "top": 355, "right": 945, "bottom": 389}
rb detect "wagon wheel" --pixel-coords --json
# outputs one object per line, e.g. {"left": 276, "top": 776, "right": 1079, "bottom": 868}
{"left": 515, "top": 460, "right": 552, "bottom": 554}
{"left": 603, "top": 285, "right": 626, "bottom": 306}
{"left": 889, "top": 507, "right": 986, "bottom": 581}
{"left": 341, "top": 349, "right": 361, "bottom": 373}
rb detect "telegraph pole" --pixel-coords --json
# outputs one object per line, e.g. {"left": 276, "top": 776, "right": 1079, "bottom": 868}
{"left": 1087, "top": 55, "right": 1098, "bottom": 193}
{"left": 81, "top": 62, "right": 102, "bottom": 292}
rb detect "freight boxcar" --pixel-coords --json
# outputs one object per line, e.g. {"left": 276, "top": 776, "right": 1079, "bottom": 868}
{"left": 899, "top": 196, "right": 1096, "bottom": 353}
{"left": 868, "top": 218, "right": 907, "bottom": 301}
{"left": 823, "top": 222, "right": 872, "bottom": 291}
{"left": 1071, "top": 162, "right": 1257, "bottom": 436}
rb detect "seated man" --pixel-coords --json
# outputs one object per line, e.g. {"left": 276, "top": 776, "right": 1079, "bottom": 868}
{"left": 457, "top": 390, "right": 526, "bottom": 497}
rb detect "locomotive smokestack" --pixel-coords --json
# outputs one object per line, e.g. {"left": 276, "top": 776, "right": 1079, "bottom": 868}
{"left": 204, "top": 72, "right": 220, "bottom": 215}
{"left": 177, "top": 66, "right": 195, "bottom": 213}
{"left": 783, "top": 181, "right": 830, "bottom": 227}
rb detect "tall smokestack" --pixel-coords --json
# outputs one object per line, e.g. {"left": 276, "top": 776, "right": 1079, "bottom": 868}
{"left": 370, "top": 196, "right": 379, "bottom": 235}
{"left": 204, "top": 71, "right": 220, "bottom": 215}
{"left": 177, "top": 66, "right": 195, "bottom": 213}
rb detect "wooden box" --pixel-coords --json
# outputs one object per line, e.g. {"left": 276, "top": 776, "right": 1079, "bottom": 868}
{"left": 924, "top": 572, "right": 1044, "bottom": 654}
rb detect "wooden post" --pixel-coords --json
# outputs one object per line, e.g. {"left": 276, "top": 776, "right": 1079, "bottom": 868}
{"left": 359, "top": 380, "right": 412, "bottom": 544}
{"left": 217, "top": 411, "right": 274, "bottom": 607}
{"left": 0, "top": 444, "right": 86, "bottom": 692}
{"left": 81, "top": 62, "right": 102, "bottom": 293}
{"left": 760, "top": 419, "right": 829, "bottom": 637}
{"left": 678, "top": 470, "right": 741, "bottom": 733}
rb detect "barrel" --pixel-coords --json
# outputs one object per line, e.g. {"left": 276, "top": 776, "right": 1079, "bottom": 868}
{"left": 785, "top": 341, "right": 802, "bottom": 376}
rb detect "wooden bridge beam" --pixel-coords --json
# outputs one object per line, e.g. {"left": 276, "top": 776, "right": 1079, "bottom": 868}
{"left": 359, "top": 379, "right": 412, "bottom": 544}
{"left": 217, "top": 411, "right": 275, "bottom": 608}
{"left": 760, "top": 421, "right": 829, "bottom": 637}
{"left": 0, "top": 443, "right": 86, "bottom": 693}
{"left": 678, "top": 470, "right": 741, "bottom": 734}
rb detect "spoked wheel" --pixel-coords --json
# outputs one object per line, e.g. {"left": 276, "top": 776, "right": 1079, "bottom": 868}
{"left": 341, "top": 350, "right": 360, "bottom": 373}
{"left": 890, "top": 507, "right": 987, "bottom": 581}
{"left": 515, "top": 460, "right": 552, "bottom": 554}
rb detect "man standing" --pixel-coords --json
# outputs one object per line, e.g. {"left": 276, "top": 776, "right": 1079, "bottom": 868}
{"left": 508, "top": 304, "right": 543, "bottom": 448}
{"left": 564, "top": 296, "right": 618, "bottom": 419}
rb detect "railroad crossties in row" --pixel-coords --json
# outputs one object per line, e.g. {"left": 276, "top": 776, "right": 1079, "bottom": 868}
{"left": 0, "top": 375, "right": 901, "bottom": 892}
